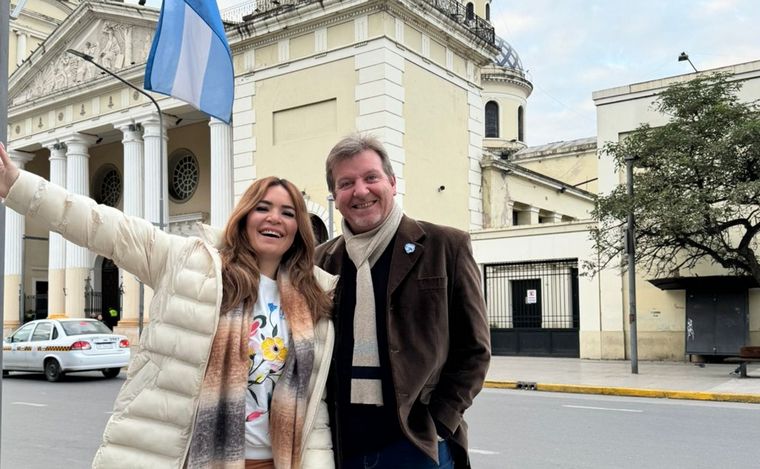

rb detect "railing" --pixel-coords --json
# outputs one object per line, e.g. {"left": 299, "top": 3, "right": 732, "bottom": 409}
{"left": 221, "top": 0, "right": 495, "bottom": 45}
{"left": 221, "top": 0, "right": 311, "bottom": 23}
{"left": 423, "top": 0, "right": 495, "bottom": 45}
{"left": 484, "top": 259, "right": 579, "bottom": 329}
{"left": 84, "top": 289, "right": 103, "bottom": 319}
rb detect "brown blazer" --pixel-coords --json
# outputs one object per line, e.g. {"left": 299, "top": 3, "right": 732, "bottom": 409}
{"left": 315, "top": 215, "right": 491, "bottom": 468}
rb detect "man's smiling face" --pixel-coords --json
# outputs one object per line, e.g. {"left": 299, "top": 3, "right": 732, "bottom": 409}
{"left": 332, "top": 149, "right": 397, "bottom": 234}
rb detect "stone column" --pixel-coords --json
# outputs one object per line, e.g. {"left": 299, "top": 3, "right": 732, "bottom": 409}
{"left": 16, "top": 32, "right": 27, "bottom": 66}
{"left": 3, "top": 150, "right": 34, "bottom": 329}
{"left": 209, "top": 117, "right": 233, "bottom": 227}
{"left": 516, "top": 206, "right": 540, "bottom": 225}
{"left": 63, "top": 134, "right": 97, "bottom": 318}
{"left": 46, "top": 142, "right": 67, "bottom": 317}
{"left": 142, "top": 115, "right": 168, "bottom": 230}
{"left": 141, "top": 115, "right": 167, "bottom": 325}
{"left": 116, "top": 122, "right": 144, "bottom": 337}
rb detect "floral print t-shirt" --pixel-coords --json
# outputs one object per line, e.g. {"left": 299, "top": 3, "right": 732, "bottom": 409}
{"left": 244, "top": 275, "right": 290, "bottom": 460}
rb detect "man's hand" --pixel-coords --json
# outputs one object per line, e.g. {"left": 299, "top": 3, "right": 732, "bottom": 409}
{"left": 0, "top": 143, "right": 21, "bottom": 199}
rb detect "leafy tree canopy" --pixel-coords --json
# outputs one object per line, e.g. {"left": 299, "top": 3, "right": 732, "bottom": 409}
{"left": 591, "top": 73, "right": 760, "bottom": 283}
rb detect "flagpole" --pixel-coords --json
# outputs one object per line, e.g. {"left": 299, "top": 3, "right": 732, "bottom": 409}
{"left": 66, "top": 49, "right": 164, "bottom": 337}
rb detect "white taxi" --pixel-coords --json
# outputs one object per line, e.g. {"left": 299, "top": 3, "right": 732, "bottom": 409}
{"left": 2, "top": 318, "right": 131, "bottom": 382}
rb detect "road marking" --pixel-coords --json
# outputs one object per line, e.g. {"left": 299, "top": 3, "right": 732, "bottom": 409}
{"left": 470, "top": 449, "right": 500, "bottom": 455}
{"left": 12, "top": 401, "right": 47, "bottom": 407}
{"left": 563, "top": 404, "right": 642, "bottom": 413}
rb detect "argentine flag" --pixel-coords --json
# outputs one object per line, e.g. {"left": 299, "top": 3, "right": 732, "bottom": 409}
{"left": 145, "top": 0, "right": 233, "bottom": 124}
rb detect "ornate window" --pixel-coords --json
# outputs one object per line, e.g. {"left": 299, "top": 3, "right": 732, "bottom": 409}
{"left": 94, "top": 165, "right": 122, "bottom": 207}
{"left": 485, "top": 3, "right": 490, "bottom": 21}
{"left": 518, "top": 106, "right": 525, "bottom": 142}
{"left": 168, "top": 149, "right": 200, "bottom": 203}
{"left": 485, "top": 101, "right": 499, "bottom": 138}
{"left": 466, "top": 2, "right": 475, "bottom": 21}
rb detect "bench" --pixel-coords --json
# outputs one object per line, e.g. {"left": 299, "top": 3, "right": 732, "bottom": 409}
{"left": 726, "top": 346, "right": 760, "bottom": 378}
{"left": 726, "top": 357, "right": 760, "bottom": 378}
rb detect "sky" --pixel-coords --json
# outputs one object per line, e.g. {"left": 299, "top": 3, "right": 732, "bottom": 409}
{"left": 137, "top": 0, "right": 760, "bottom": 146}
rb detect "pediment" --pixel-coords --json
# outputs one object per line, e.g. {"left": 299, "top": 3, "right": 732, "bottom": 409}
{"left": 9, "top": 1, "right": 159, "bottom": 108}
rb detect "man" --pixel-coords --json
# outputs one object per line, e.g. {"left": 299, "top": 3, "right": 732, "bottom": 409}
{"left": 315, "top": 134, "right": 491, "bottom": 468}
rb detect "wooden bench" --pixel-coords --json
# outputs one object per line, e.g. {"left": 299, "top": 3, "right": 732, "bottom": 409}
{"left": 726, "top": 346, "right": 760, "bottom": 378}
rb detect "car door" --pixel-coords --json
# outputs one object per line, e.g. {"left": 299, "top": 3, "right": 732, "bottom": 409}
{"left": 28, "top": 322, "right": 55, "bottom": 371}
{"left": 4, "top": 323, "right": 36, "bottom": 369}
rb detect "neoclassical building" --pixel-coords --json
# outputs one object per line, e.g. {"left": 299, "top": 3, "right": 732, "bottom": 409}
{"left": 4, "top": 0, "right": 537, "bottom": 343}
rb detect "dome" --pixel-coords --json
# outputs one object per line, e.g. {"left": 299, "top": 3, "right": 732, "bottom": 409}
{"left": 494, "top": 36, "right": 524, "bottom": 71}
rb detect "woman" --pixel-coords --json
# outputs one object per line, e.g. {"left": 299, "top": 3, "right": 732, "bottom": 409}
{"left": 0, "top": 143, "right": 335, "bottom": 469}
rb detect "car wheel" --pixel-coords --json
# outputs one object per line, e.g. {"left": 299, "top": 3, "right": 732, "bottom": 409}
{"left": 101, "top": 368, "right": 121, "bottom": 379}
{"left": 44, "top": 359, "right": 64, "bottom": 382}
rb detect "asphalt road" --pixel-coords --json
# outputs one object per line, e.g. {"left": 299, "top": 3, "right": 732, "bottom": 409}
{"left": 3, "top": 375, "right": 760, "bottom": 469}
{"left": 468, "top": 388, "right": 760, "bottom": 469}
{"left": 1, "top": 370, "right": 122, "bottom": 468}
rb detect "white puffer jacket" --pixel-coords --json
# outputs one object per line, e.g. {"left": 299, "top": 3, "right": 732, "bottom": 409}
{"left": 5, "top": 171, "right": 336, "bottom": 469}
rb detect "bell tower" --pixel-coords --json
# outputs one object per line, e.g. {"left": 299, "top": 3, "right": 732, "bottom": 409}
{"left": 460, "top": 0, "right": 492, "bottom": 22}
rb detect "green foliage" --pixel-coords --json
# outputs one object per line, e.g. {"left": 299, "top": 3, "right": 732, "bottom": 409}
{"left": 590, "top": 73, "right": 760, "bottom": 281}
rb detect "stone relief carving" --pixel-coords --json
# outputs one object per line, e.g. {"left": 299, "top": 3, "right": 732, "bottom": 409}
{"left": 11, "top": 22, "right": 154, "bottom": 106}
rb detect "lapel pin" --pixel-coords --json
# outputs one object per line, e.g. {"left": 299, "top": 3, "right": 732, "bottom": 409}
{"left": 404, "top": 243, "right": 415, "bottom": 254}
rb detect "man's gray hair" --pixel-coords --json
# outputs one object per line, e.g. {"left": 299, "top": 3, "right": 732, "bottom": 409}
{"left": 325, "top": 133, "right": 395, "bottom": 193}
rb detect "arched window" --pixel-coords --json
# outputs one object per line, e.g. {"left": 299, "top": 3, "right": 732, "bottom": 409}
{"left": 485, "top": 3, "right": 490, "bottom": 21}
{"left": 485, "top": 101, "right": 499, "bottom": 138}
{"left": 310, "top": 214, "right": 328, "bottom": 244}
{"left": 466, "top": 2, "right": 474, "bottom": 21}
{"left": 518, "top": 106, "right": 525, "bottom": 142}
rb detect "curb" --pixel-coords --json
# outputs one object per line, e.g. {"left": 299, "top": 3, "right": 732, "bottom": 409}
{"left": 483, "top": 380, "right": 760, "bottom": 404}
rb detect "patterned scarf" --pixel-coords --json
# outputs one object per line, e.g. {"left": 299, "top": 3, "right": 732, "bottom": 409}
{"left": 185, "top": 273, "right": 314, "bottom": 469}
{"left": 186, "top": 298, "right": 250, "bottom": 468}
{"left": 270, "top": 273, "right": 315, "bottom": 469}
{"left": 343, "top": 202, "right": 403, "bottom": 405}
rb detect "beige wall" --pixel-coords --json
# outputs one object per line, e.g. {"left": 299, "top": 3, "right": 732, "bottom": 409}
{"left": 403, "top": 62, "right": 470, "bottom": 230}
{"left": 252, "top": 58, "right": 356, "bottom": 212}
{"left": 518, "top": 149, "right": 598, "bottom": 194}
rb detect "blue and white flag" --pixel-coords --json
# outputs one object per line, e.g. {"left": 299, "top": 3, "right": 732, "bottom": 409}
{"left": 145, "top": 0, "right": 233, "bottom": 123}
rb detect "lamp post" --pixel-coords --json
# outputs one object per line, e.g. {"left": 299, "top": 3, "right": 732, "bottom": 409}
{"left": 678, "top": 52, "right": 698, "bottom": 73}
{"left": 0, "top": 0, "right": 10, "bottom": 452}
{"left": 625, "top": 154, "right": 639, "bottom": 374}
{"left": 327, "top": 194, "right": 335, "bottom": 239}
{"left": 66, "top": 49, "right": 165, "bottom": 337}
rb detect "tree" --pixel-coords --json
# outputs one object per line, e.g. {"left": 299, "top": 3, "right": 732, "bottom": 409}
{"left": 591, "top": 73, "right": 760, "bottom": 284}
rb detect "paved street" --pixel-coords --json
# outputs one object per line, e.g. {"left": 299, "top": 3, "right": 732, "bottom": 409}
{"left": 1, "top": 371, "right": 122, "bottom": 468}
{"left": 468, "top": 388, "right": 760, "bottom": 469}
{"left": 4, "top": 373, "right": 760, "bottom": 468}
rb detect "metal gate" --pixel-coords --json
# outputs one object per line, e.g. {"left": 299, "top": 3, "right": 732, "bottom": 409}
{"left": 484, "top": 258, "right": 580, "bottom": 357}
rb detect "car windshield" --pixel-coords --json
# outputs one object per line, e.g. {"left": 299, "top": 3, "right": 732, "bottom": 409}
{"left": 61, "top": 320, "right": 113, "bottom": 336}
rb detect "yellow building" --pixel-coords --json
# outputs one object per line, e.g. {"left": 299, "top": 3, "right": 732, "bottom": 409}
{"left": 4, "top": 0, "right": 533, "bottom": 344}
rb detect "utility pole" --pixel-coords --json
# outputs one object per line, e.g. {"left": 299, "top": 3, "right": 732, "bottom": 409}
{"left": 0, "top": 0, "right": 12, "bottom": 454}
{"left": 625, "top": 155, "right": 639, "bottom": 374}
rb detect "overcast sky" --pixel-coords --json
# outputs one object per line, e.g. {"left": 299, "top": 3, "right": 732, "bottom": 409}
{"left": 137, "top": 0, "right": 760, "bottom": 146}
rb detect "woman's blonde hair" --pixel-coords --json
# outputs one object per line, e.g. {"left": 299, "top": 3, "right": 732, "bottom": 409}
{"left": 219, "top": 176, "right": 332, "bottom": 320}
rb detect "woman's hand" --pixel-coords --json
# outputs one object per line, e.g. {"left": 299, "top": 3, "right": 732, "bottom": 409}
{"left": 0, "top": 143, "right": 21, "bottom": 199}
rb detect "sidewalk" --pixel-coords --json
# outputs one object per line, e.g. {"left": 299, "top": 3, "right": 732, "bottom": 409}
{"left": 484, "top": 356, "right": 760, "bottom": 403}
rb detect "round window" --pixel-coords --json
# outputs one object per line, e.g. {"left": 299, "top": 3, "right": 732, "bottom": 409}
{"left": 168, "top": 149, "right": 199, "bottom": 203}
{"left": 94, "top": 165, "right": 122, "bottom": 207}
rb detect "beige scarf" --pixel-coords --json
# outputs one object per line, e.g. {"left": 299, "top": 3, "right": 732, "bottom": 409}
{"left": 343, "top": 202, "right": 403, "bottom": 405}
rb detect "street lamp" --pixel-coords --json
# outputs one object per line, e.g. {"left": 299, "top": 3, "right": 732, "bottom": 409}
{"left": 625, "top": 154, "right": 639, "bottom": 374}
{"left": 327, "top": 194, "right": 335, "bottom": 239}
{"left": 678, "top": 52, "right": 698, "bottom": 73}
{"left": 66, "top": 49, "right": 165, "bottom": 338}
